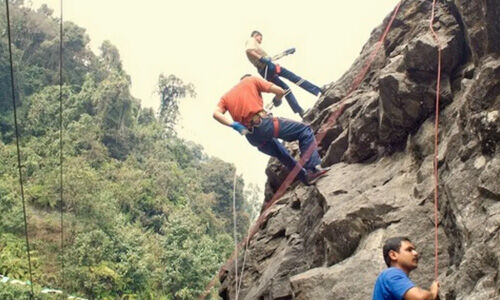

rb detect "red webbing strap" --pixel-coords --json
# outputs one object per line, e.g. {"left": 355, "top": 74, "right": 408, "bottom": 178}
{"left": 430, "top": 0, "right": 441, "bottom": 281}
{"left": 198, "top": 2, "right": 402, "bottom": 298}
{"left": 275, "top": 64, "right": 281, "bottom": 75}
{"left": 273, "top": 117, "right": 280, "bottom": 138}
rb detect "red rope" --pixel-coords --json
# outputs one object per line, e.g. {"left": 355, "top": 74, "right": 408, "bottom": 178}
{"left": 430, "top": 0, "right": 441, "bottom": 281}
{"left": 198, "top": 2, "right": 403, "bottom": 298}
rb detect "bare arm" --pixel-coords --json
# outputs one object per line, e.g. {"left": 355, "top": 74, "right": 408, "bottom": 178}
{"left": 213, "top": 106, "right": 233, "bottom": 127}
{"left": 404, "top": 281, "right": 439, "bottom": 300}
{"left": 268, "top": 83, "right": 285, "bottom": 99}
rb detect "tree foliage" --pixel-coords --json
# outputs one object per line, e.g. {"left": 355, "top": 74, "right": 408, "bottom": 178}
{"left": 157, "top": 73, "right": 196, "bottom": 131}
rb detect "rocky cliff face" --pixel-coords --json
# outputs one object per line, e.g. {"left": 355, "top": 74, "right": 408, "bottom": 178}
{"left": 220, "top": 0, "right": 499, "bottom": 299}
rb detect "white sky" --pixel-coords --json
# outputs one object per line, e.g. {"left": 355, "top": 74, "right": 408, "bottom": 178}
{"left": 29, "top": 0, "right": 400, "bottom": 189}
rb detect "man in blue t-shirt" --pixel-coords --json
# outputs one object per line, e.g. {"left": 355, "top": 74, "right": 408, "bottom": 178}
{"left": 372, "top": 237, "right": 439, "bottom": 300}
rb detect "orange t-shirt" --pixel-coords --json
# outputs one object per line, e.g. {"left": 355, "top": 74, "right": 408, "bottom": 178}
{"left": 217, "top": 76, "right": 273, "bottom": 125}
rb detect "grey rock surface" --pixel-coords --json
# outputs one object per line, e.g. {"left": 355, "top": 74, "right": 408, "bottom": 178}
{"left": 220, "top": 1, "right": 500, "bottom": 299}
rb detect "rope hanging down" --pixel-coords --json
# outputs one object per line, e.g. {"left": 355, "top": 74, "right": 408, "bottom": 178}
{"left": 232, "top": 173, "right": 251, "bottom": 300}
{"left": 236, "top": 228, "right": 249, "bottom": 297}
{"left": 429, "top": 0, "right": 442, "bottom": 281}
{"left": 232, "top": 173, "right": 239, "bottom": 300}
{"left": 58, "top": 0, "right": 66, "bottom": 291}
{"left": 198, "top": 2, "right": 403, "bottom": 298}
{"left": 5, "top": 0, "right": 35, "bottom": 297}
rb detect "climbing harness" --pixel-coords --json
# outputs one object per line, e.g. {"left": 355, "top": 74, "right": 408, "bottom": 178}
{"left": 272, "top": 117, "right": 280, "bottom": 138}
{"left": 242, "top": 111, "right": 280, "bottom": 149}
{"left": 263, "top": 48, "right": 294, "bottom": 80}
{"left": 262, "top": 49, "right": 309, "bottom": 111}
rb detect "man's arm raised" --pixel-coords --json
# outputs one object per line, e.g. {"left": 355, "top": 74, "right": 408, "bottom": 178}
{"left": 268, "top": 83, "right": 285, "bottom": 98}
{"left": 404, "top": 281, "right": 439, "bottom": 300}
{"left": 267, "top": 83, "right": 285, "bottom": 106}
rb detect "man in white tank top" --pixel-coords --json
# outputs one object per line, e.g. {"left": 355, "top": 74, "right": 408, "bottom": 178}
{"left": 245, "top": 30, "right": 323, "bottom": 117}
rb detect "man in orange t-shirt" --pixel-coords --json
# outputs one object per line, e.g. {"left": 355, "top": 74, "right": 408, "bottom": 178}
{"left": 213, "top": 75, "right": 328, "bottom": 185}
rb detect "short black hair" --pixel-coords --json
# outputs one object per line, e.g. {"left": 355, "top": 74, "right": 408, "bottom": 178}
{"left": 383, "top": 237, "right": 411, "bottom": 267}
{"left": 251, "top": 30, "right": 262, "bottom": 37}
{"left": 240, "top": 74, "right": 252, "bottom": 80}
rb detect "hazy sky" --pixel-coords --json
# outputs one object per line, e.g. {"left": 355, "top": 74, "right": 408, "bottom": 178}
{"left": 29, "top": 0, "right": 400, "bottom": 189}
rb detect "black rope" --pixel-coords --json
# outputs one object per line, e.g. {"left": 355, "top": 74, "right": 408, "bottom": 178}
{"left": 5, "top": 0, "right": 35, "bottom": 297}
{"left": 58, "top": 0, "right": 66, "bottom": 293}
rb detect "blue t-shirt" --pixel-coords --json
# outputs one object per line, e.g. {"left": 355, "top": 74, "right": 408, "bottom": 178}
{"left": 372, "top": 267, "right": 415, "bottom": 300}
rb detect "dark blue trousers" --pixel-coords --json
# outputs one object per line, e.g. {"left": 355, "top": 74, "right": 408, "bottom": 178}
{"left": 246, "top": 116, "right": 321, "bottom": 182}
{"left": 258, "top": 66, "right": 321, "bottom": 115}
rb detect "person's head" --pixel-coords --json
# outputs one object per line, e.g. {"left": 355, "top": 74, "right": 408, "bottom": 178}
{"left": 240, "top": 74, "right": 252, "bottom": 81}
{"left": 383, "top": 237, "right": 419, "bottom": 273}
{"left": 251, "top": 30, "right": 263, "bottom": 44}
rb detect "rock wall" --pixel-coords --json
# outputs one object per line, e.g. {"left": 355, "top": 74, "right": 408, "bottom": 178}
{"left": 220, "top": 0, "right": 499, "bottom": 299}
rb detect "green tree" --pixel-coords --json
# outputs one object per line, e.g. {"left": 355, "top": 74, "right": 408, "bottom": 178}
{"left": 157, "top": 73, "right": 196, "bottom": 131}
{"left": 161, "top": 208, "right": 232, "bottom": 299}
{"left": 100, "top": 40, "right": 122, "bottom": 71}
{"left": 199, "top": 158, "right": 250, "bottom": 238}
{"left": 94, "top": 71, "right": 139, "bottom": 159}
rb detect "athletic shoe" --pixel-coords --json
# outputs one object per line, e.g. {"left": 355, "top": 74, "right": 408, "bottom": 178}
{"left": 300, "top": 108, "right": 312, "bottom": 119}
{"left": 305, "top": 166, "right": 330, "bottom": 185}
